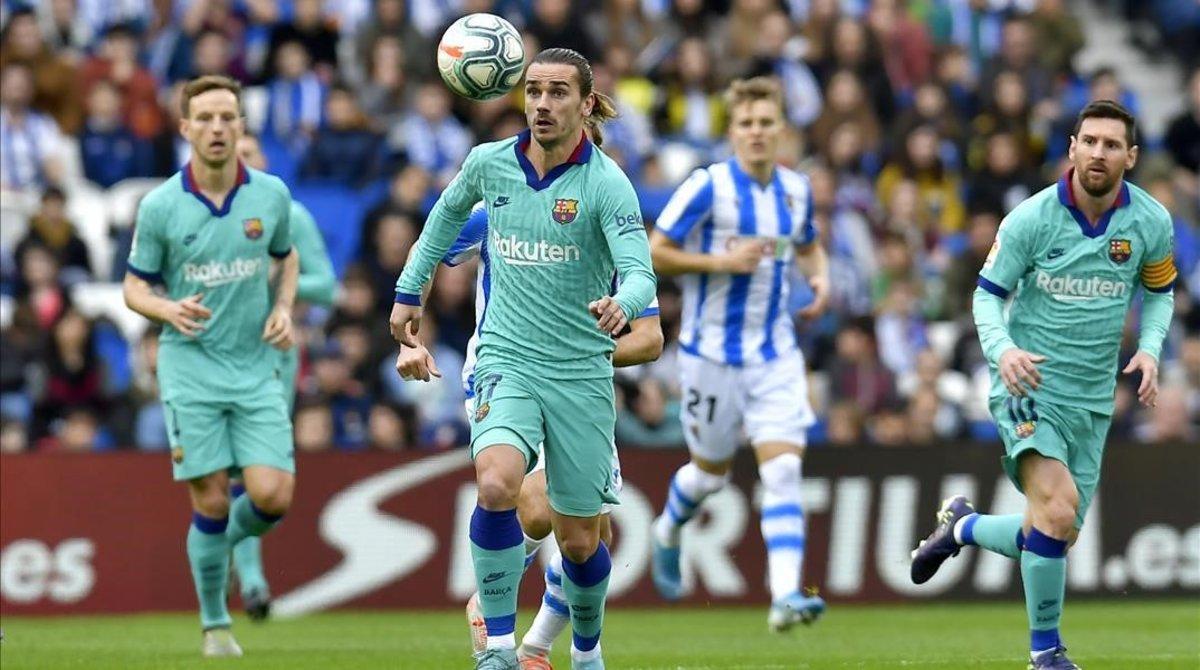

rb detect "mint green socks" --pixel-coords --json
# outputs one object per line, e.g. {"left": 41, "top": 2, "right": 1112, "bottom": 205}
{"left": 187, "top": 513, "right": 232, "bottom": 629}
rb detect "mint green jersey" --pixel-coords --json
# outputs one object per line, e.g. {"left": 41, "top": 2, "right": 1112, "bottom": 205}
{"left": 975, "top": 171, "right": 1177, "bottom": 414}
{"left": 128, "top": 163, "right": 293, "bottom": 401}
{"left": 396, "top": 130, "right": 657, "bottom": 380}
{"left": 289, "top": 201, "right": 336, "bottom": 306}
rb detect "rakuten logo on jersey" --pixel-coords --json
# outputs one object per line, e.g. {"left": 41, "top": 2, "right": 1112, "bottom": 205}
{"left": 183, "top": 257, "right": 263, "bottom": 287}
{"left": 491, "top": 230, "right": 580, "bottom": 266}
{"left": 1035, "top": 270, "right": 1127, "bottom": 301}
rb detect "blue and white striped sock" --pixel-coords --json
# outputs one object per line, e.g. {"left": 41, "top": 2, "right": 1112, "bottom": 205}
{"left": 523, "top": 533, "right": 544, "bottom": 572}
{"left": 654, "top": 462, "right": 728, "bottom": 547}
{"left": 520, "top": 552, "right": 569, "bottom": 651}
{"left": 759, "top": 453, "right": 805, "bottom": 601}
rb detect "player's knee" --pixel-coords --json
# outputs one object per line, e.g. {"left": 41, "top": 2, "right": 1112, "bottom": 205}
{"left": 517, "top": 489, "right": 552, "bottom": 540}
{"left": 1033, "top": 493, "right": 1077, "bottom": 537}
{"left": 193, "top": 490, "right": 230, "bottom": 519}
{"left": 558, "top": 533, "right": 600, "bottom": 565}
{"left": 251, "top": 478, "right": 294, "bottom": 516}
{"left": 476, "top": 469, "right": 521, "bottom": 510}
{"left": 758, "top": 452, "right": 801, "bottom": 493}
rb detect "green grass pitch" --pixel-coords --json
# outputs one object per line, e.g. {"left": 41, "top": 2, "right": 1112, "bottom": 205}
{"left": 2, "top": 600, "right": 1197, "bottom": 669}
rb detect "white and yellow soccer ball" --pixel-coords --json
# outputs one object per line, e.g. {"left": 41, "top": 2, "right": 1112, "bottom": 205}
{"left": 437, "top": 13, "right": 525, "bottom": 101}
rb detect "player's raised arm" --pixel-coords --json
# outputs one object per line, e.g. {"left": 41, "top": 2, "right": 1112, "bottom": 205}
{"left": 597, "top": 177, "right": 656, "bottom": 332}
{"left": 391, "top": 149, "right": 483, "bottom": 346}
{"left": 972, "top": 213, "right": 1045, "bottom": 396}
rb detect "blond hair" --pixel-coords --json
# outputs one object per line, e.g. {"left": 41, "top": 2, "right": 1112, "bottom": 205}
{"left": 181, "top": 75, "right": 243, "bottom": 118}
{"left": 723, "top": 76, "right": 784, "bottom": 114}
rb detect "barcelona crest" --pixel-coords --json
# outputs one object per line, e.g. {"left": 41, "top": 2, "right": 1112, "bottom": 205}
{"left": 1108, "top": 238, "right": 1131, "bottom": 264}
{"left": 243, "top": 218, "right": 264, "bottom": 240}
{"left": 1014, "top": 421, "right": 1037, "bottom": 439}
{"left": 552, "top": 199, "right": 579, "bottom": 225}
{"left": 171, "top": 446, "right": 185, "bottom": 464}
{"left": 474, "top": 402, "right": 490, "bottom": 423}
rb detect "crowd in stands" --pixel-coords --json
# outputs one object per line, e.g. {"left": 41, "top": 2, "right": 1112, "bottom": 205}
{"left": 0, "top": 0, "right": 1197, "bottom": 455}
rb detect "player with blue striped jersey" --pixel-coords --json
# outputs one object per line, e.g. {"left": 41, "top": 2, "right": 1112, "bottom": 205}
{"left": 397, "top": 186, "right": 662, "bottom": 666}
{"left": 647, "top": 77, "right": 830, "bottom": 631}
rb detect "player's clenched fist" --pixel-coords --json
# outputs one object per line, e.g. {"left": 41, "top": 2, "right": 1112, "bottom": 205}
{"left": 998, "top": 347, "right": 1046, "bottom": 397}
{"left": 165, "top": 292, "right": 212, "bottom": 337}
{"left": 590, "top": 296, "right": 627, "bottom": 336}
{"left": 396, "top": 341, "right": 441, "bottom": 382}
{"left": 389, "top": 302, "right": 423, "bottom": 348}
{"left": 719, "top": 239, "right": 764, "bottom": 275}
{"left": 261, "top": 306, "right": 294, "bottom": 350}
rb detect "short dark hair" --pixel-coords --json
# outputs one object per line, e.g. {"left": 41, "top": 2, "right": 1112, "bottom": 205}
{"left": 1073, "top": 99, "right": 1136, "bottom": 147}
{"left": 181, "top": 75, "right": 243, "bottom": 118}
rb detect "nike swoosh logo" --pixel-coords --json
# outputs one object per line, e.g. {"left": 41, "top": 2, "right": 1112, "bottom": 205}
{"left": 1038, "top": 600, "right": 1057, "bottom": 610}
{"left": 1047, "top": 249, "right": 1064, "bottom": 259}
{"left": 493, "top": 197, "right": 510, "bottom": 207}
{"left": 272, "top": 450, "right": 471, "bottom": 616}
{"left": 482, "top": 571, "right": 508, "bottom": 584}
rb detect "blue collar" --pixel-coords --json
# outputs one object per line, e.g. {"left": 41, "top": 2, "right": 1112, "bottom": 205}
{"left": 728, "top": 157, "right": 777, "bottom": 190}
{"left": 514, "top": 129, "right": 593, "bottom": 191}
{"left": 1056, "top": 168, "right": 1130, "bottom": 239}
{"left": 182, "top": 161, "right": 250, "bottom": 217}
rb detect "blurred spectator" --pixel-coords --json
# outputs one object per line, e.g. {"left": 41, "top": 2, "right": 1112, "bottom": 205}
{"left": 0, "top": 8, "right": 82, "bottom": 133}
{"left": 362, "top": 163, "right": 431, "bottom": 242}
{"left": 828, "top": 316, "right": 897, "bottom": 416}
{"left": 265, "top": 0, "right": 340, "bottom": 81}
{"left": 933, "top": 45, "right": 978, "bottom": 122}
{"left": 591, "top": 0, "right": 654, "bottom": 52}
{"left": 79, "top": 23, "right": 165, "bottom": 140}
{"left": 368, "top": 401, "right": 414, "bottom": 451}
{"left": 40, "top": 406, "right": 105, "bottom": 452}
{"left": 0, "top": 62, "right": 67, "bottom": 194}
{"left": 143, "top": 0, "right": 193, "bottom": 85}
{"left": 969, "top": 69, "right": 1043, "bottom": 170}
{"left": 825, "top": 400, "right": 866, "bottom": 446}
{"left": 392, "top": 81, "right": 471, "bottom": 187}
{"left": 866, "top": 0, "right": 933, "bottom": 98}
{"left": 867, "top": 400, "right": 908, "bottom": 446}
{"left": 616, "top": 378, "right": 685, "bottom": 448}
{"left": 264, "top": 40, "right": 325, "bottom": 150}
{"left": 16, "top": 244, "right": 68, "bottom": 329}
{"left": 967, "top": 131, "right": 1042, "bottom": 215}
{"left": 189, "top": 29, "right": 245, "bottom": 82}
{"left": 811, "top": 70, "right": 882, "bottom": 161}
{"left": 940, "top": 210, "right": 1000, "bottom": 320}
{"left": 810, "top": 164, "right": 876, "bottom": 317}
{"left": 300, "top": 83, "right": 385, "bottom": 186}
{"left": 654, "top": 37, "right": 724, "bottom": 145}
{"left": 294, "top": 398, "right": 334, "bottom": 452}
{"left": 354, "top": 0, "right": 433, "bottom": 85}
{"left": 528, "top": 0, "right": 599, "bottom": 62}
{"left": 876, "top": 279, "right": 928, "bottom": 376}
{"left": 1164, "top": 68, "right": 1200, "bottom": 202}
{"left": 360, "top": 212, "right": 418, "bottom": 313}
{"left": 15, "top": 187, "right": 92, "bottom": 284}
{"left": 589, "top": 62, "right": 655, "bottom": 178}
{"left": 38, "top": 0, "right": 96, "bottom": 57}
{"left": 0, "top": 301, "right": 38, "bottom": 426}
{"left": 891, "top": 81, "right": 964, "bottom": 167}
{"left": 814, "top": 16, "right": 895, "bottom": 126}
{"left": 0, "top": 419, "right": 28, "bottom": 453}
{"left": 428, "top": 262, "right": 479, "bottom": 355}
{"left": 825, "top": 119, "right": 881, "bottom": 221}
{"left": 380, "top": 313, "right": 466, "bottom": 449}
{"left": 79, "top": 79, "right": 155, "bottom": 188}
{"left": 1029, "top": 0, "right": 1084, "bottom": 78}
{"left": 743, "top": 10, "right": 822, "bottom": 129}
{"left": 876, "top": 125, "right": 966, "bottom": 243}
{"left": 358, "top": 35, "right": 408, "bottom": 132}
{"left": 309, "top": 339, "right": 372, "bottom": 451}
{"left": 1145, "top": 175, "right": 1199, "bottom": 288}
{"left": 980, "top": 16, "right": 1052, "bottom": 107}
{"left": 131, "top": 326, "right": 167, "bottom": 451}
{"left": 898, "top": 348, "right": 969, "bottom": 439}
{"left": 34, "top": 308, "right": 105, "bottom": 440}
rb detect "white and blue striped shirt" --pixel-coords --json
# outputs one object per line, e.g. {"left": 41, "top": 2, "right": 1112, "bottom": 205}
{"left": 442, "top": 205, "right": 660, "bottom": 397}
{"left": 656, "top": 159, "right": 815, "bottom": 367}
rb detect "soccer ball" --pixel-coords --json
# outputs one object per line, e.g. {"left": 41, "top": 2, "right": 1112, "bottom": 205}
{"left": 437, "top": 13, "right": 525, "bottom": 101}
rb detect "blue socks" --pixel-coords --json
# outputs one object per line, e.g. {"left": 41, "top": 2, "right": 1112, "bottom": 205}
{"left": 561, "top": 542, "right": 612, "bottom": 660}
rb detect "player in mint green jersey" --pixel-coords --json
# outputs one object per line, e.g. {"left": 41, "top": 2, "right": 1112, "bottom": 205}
{"left": 911, "top": 101, "right": 1177, "bottom": 670}
{"left": 122, "top": 76, "right": 300, "bottom": 658}
{"left": 227, "top": 132, "right": 337, "bottom": 621}
{"left": 390, "top": 48, "right": 657, "bottom": 670}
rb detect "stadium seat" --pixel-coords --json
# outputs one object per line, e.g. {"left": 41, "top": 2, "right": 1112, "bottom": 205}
{"left": 290, "top": 184, "right": 367, "bottom": 277}
{"left": 66, "top": 184, "right": 114, "bottom": 280}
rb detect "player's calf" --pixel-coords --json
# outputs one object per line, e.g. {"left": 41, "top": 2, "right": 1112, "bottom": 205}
{"left": 652, "top": 461, "right": 728, "bottom": 600}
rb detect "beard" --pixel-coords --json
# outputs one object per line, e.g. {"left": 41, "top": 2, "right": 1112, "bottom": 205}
{"left": 1078, "top": 165, "right": 1121, "bottom": 198}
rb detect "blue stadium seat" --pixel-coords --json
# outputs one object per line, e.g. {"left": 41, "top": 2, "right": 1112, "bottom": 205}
{"left": 289, "top": 184, "right": 366, "bottom": 278}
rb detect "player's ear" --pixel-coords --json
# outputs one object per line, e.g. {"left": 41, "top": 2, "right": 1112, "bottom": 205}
{"left": 1125, "top": 144, "right": 1139, "bottom": 170}
{"left": 178, "top": 116, "right": 189, "bottom": 140}
{"left": 582, "top": 91, "right": 595, "bottom": 118}
{"left": 1066, "top": 135, "right": 1076, "bottom": 162}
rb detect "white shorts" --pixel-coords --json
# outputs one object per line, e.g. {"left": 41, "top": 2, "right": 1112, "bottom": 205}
{"left": 678, "top": 349, "right": 815, "bottom": 463}
{"left": 462, "top": 400, "right": 623, "bottom": 514}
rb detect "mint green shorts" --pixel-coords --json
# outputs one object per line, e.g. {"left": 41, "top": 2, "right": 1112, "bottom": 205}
{"left": 278, "top": 346, "right": 299, "bottom": 413}
{"left": 991, "top": 395, "right": 1111, "bottom": 529}
{"left": 469, "top": 369, "right": 619, "bottom": 517}
{"left": 163, "top": 382, "right": 295, "bottom": 481}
